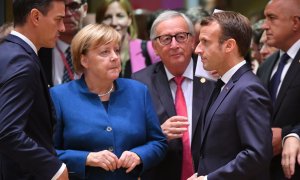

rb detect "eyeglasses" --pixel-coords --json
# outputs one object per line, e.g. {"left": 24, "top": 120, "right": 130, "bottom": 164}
{"left": 65, "top": 2, "right": 83, "bottom": 13}
{"left": 154, "top": 32, "right": 191, "bottom": 45}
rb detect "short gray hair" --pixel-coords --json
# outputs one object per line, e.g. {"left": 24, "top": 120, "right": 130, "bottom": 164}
{"left": 150, "top": 10, "right": 195, "bottom": 40}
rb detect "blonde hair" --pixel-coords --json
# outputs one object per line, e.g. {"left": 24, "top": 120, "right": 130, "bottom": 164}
{"left": 95, "top": 0, "right": 138, "bottom": 38}
{"left": 71, "top": 23, "right": 121, "bottom": 73}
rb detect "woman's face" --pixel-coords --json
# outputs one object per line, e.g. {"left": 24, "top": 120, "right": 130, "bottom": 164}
{"left": 81, "top": 41, "right": 121, "bottom": 81}
{"left": 102, "top": 1, "right": 132, "bottom": 39}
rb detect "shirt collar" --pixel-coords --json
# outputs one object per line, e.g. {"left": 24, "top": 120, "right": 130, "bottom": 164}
{"left": 11, "top": 30, "right": 38, "bottom": 54}
{"left": 221, "top": 60, "right": 246, "bottom": 84}
{"left": 56, "top": 39, "right": 70, "bottom": 52}
{"left": 283, "top": 39, "right": 300, "bottom": 59}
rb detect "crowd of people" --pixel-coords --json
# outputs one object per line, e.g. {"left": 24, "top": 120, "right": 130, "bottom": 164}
{"left": 0, "top": 0, "right": 300, "bottom": 179}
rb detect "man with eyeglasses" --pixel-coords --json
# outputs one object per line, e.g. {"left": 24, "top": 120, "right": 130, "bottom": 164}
{"left": 39, "top": 0, "right": 88, "bottom": 86}
{"left": 132, "top": 10, "right": 214, "bottom": 180}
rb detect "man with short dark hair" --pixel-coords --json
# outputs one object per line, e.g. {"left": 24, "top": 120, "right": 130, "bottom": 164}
{"left": 39, "top": 0, "right": 88, "bottom": 86}
{"left": 189, "top": 11, "right": 272, "bottom": 180}
{"left": 0, "top": 0, "right": 68, "bottom": 179}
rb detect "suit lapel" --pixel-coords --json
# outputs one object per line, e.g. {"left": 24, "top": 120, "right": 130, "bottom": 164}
{"left": 152, "top": 63, "right": 177, "bottom": 119}
{"left": 201, "top": 64, "right": 251, "bottom": 145}
{"left": 7, "top": 34, "right": 56, "bottom": 127}
{"left": 274, "top": 48, "right": 300, "bottom": 114}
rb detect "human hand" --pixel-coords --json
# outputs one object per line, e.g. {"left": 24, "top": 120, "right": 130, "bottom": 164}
{"left": 281, "top": 136, "right": 300, "bottom": 179}
{"left": 57, "top": 167, "right": 69, "bottom": 180}
{"left": 187, "top": 173, "right": 205, "bottom": 180}
{"left": 117, "top": 151, "right": 141, "bottom": 173}
{"left": 86, "top": 150, "right": 118, "bottom": 171}
{"left": 272, "top": 128, "right": 282, "bottom": 156}
{"left": 161, "top": 116, "right": 189, "bottom": 141}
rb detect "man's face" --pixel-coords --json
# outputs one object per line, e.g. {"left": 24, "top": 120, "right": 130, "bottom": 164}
{"left": 195, "top": 21, "right": 225, "bottom": 73}
{"left": 152, "top": 16, "right": 194, "bottom": 74}
{"left": 38, "top": 1, "right": 65, "bottom": 48}
{"left": 262, "top": 0, "right": 295, "bottom": 51}
{"left": 63, "top": 0, "right": 87, "bottom": 35}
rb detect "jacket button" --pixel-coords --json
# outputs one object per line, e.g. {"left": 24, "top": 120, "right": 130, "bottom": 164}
{"left": 106, "top": 126, "right": 112, "bottom": 132}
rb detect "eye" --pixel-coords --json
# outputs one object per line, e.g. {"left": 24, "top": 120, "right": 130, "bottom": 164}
{"left": 114, "top": 48, "right": 120, "bottom": 55}
{"left": 99, "top": 50, "right": 110, "bottom": 57}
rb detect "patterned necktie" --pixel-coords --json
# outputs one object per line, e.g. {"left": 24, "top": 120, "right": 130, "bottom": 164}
{"left": 269, "top": 53, "right": 289, "bottom": 102}
{"left": 174, "top": 76, "right": 194, "bottom": 180}
{"left": 62, "top": 47, "right": 74, "bottom": 83}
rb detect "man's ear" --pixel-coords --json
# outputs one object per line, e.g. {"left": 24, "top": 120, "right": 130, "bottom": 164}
{"left": 151, "top": 40, "right": 158, "bottom": 55}
{"left": 30, "top": 8, "right": 41, "bottom": 26}
{"left": 224, "top": 38, "right": 236, "bottom": 53}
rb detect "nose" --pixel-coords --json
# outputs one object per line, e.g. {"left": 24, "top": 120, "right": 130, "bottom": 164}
{"left": 59, "top": 19, "right": 66, "bottom": 32}
{"left": 195, "top": 42, "right": 203, "bottom": 55}
{"left": 261, "top": 20, "right": 268, "bottom": 30}
{"left": 111, "top": 16, "right": 118, "bottom": 26}
{"left": 169, "top": 36, "right": 179, "bottom": 48}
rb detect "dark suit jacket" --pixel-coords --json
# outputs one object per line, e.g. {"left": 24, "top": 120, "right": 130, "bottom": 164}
{"left": 196, "top": 64, "right": 273, "bottom": 180}
{"left": 0, "top": 34, "right": 62, "bottom": 179}
{"left": 38, "top": 47, "right": 54, "bottom": 87}
{"left": 132, "top": 59, "right": 214, "bottom": 180}
{"left": 257, "top": 49, "right": 300, "bottom": 180}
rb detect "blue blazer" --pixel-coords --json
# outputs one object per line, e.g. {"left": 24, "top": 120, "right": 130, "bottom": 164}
{"left": 197, "top": 64, "right": 273, "bottom": 179}
{"left": 50, "top": 77, "right": 167, "bottom": 180}
{"left": 0, "top": 34, "right": 62, "bottom": 179}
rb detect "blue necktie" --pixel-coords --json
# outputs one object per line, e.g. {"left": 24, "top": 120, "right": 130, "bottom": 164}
{"left": 269, "top": 53, "right": 290, "bottom": 102}
{"left": 205, "top": 79, "right": 224, "bottom": 118}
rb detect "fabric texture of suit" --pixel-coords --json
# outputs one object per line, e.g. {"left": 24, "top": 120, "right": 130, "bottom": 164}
{"left": 257, "top": 49, "right": 300, "bottom": 180}
{"left": 50, "top": 77, "right": 167, "bottom": 180}
{"left": 0, "top": 34, "right": 62, "bottom": 179}
{"left": 132, "top": 59, "right": 215, "bottom": 180}
{"left": 38, "top": 47, "right": 54, "bottom": 87}
{"left": 196, "top": 64, "right": 273, "bottom": 180}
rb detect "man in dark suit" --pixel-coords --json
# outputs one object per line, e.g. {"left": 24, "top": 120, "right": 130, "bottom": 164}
{"left": 132, "top": 10, "right": 214, "bottom": 180}
{"left": 0, "top": 0, "right": 68, "bottom": 179}
{"left": 256, "top": 0, "right": 300, "bottom": 179}
{"left": 39, "top": 0, "right": 87, "bottom": 86}
{"left": 188, "top": 11, "right": 273, "bottom": 180}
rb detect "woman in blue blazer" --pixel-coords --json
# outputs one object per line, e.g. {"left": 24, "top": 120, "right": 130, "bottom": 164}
{"left": 50, "top": 24, "right": 167, "bottom": 180}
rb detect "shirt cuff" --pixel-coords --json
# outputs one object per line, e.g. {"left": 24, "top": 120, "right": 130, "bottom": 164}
{"left": 204, "top": 175, "right": 208, "bottom": 180}
{"left": 282, "top": 133, "right": 300, "bottom": 147}
{"left": 51, "top": 163, "right": 66, "bottom": 180}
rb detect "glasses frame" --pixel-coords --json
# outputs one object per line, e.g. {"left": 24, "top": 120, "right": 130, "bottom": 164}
{"left": 154, "top": 32, "right": 191, "bottom": 46}
{"left": 65, "top": 1, "right": 84, "bottom": 13}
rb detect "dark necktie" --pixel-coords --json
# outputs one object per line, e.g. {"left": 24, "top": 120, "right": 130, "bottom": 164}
{"left": 205, "top": 79, "right": 225, "bottom": 116}
{"left": 173, "top": 76, "right": 194, "bottom": 180}
{"left": 62, "top": 47, "right": 74, "bottom": 83}
{"left": 269, "top": 53, "right": 290, "bottom": 102}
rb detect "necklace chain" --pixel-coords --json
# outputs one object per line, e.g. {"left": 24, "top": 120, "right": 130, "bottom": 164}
{"left": 98, "top": 85, "right": 114, "bottom": 97}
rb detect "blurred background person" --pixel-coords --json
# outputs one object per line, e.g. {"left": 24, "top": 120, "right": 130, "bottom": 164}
{"left": 39, "top": 0, "right": 88, "bottom": 87}
{"left": 132, "top": 10, "right": 214, "bottom": 180}
{"left": 185, "top": 6, "right": 209, "bottom": 49}
{"left": 259, "top": 30, "right": 278, "bottom": 60}
{"left": 50, "top": 24, "right": 167, "bottom": 179}
{"left": 96, "top": 0, "right": 160, "bottom": 78}
{"left": 250, "top": 18, "right": 264, "bottom": 73}
{"left": 0, "top": 22, "right": 13, "bottom": 43}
